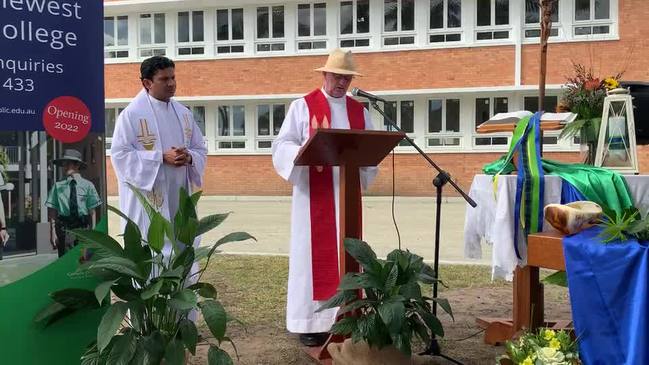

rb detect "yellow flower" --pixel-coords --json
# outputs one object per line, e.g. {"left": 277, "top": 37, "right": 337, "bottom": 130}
{"left": 543, "top": 329, "right": 556, "bottom": 341}
{"left": 550, "top": 337, "right": 561, "bottom": 350}
{"left": 604, "top": 77, "right": 619, "bottom": 90}
{"left": 522, "top": 356, "right": 534, "bottom": 365}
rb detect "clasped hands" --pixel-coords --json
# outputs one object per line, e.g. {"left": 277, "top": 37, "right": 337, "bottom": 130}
{"left": 163, "top": 147, "right": 192, "bottom": 167}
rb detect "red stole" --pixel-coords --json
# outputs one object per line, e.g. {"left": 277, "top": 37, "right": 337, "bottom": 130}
{"left": 304, "top": 89, "right": 365, "bottom": 301}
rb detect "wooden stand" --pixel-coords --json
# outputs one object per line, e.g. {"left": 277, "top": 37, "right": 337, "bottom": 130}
{"left": 294, "top": 129, "right": 404, "bottom": 362}
{"left": 477, "top": 231, "right": 572, "bottom": 344}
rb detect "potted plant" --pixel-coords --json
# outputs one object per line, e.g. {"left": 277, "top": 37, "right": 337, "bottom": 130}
{"left": 34, "top": 186, "right": 255, "bottom": 365}
{"left": 498, "top": 328, "right": 580, "bottom": 365}
{"left": 318, "top": 238, "right": 453, "bottom": 365}
{"left": 558, "top": 62, "right": 623, "bottom": 164}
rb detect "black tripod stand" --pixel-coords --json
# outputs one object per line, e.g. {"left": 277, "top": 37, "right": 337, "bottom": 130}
{"left": 369, "top": 100, "right": 477, "bottom": 365}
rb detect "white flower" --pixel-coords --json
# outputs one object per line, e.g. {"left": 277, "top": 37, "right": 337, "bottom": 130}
{"left": 535, "top": 347, "right": 568, "bottom": 365}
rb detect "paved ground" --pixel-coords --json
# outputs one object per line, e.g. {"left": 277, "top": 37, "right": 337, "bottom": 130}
{"left": 106, "top": 195, "right": 491, "bottom": 265}
{"left": 0, "top": 195, "right": 491, "bottom": 286}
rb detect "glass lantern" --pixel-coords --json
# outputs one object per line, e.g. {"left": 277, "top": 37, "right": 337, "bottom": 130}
{"left": 594, "top": 88, "right": 638, "bottom": 173}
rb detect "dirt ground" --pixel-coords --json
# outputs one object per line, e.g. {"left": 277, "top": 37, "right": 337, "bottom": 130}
{"left": 188, "top": 285, "right": 572, "bottom": 365}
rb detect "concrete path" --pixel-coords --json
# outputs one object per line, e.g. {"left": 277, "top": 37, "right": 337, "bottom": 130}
{"left": 107, "top": 196, "right": 491, "bottom": 265}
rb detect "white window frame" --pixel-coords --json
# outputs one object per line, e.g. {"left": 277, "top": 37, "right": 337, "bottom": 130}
{"left": 255, "top": 103, "right": 287, "bottom": 150}
{"left": 138, "top": 13, "right": 167, "bottom": 58}
{"left": 572, "top": 0, "right": 613, "bottom": 38}
{"left": 383, "top": 99, "right": 416, "bottom": 149}
{"left": 176, "top": 10, "right": 206, "bottom": 57}
{"left": 215, "top": 8, "right": 245, "bottom": 55}
{"left": 425, "top": 98, "right": 463, "bottom": 149}
{"left": 296, "top": 2, "right": 329, "bottom": 52}
{"left": 104, "top": 15, "right": 129, "bottom": 59}
{"left": 216, "top": 105, "right": 247, "bottom": 150}
{"left": 105, "top": 106, "right": 126, "bottom": 152}
{"left": 338, "top": 0, "right": 371, "bottom": 48}
{"left": 474, "top": 0, "right": 512, "bottom": 42}
{"left": 428, "top": 0, "right": 463, "bottom": 44}
{"left": 522, "top": 0, "right": 562, "bottom": 40}
{"left": 255, "top": 5, "right": 287, "bottom": 54}
{"left": 382, "top": 0, "right": 417, "bottom": 47}
{"left": 472, "top": 96, "right": 511, "bottom": 149}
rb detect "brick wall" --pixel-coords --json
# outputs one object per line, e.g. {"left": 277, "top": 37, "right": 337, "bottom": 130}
{"left": 106, "top": 149, "right": 649, "bottom": 197}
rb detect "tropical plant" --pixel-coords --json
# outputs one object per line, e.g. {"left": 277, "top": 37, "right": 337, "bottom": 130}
{"left": 317, "top": 238, "right": 453, "bottom": 357}
{"left": 34, "top": 186, "right": 255, "bottom": 365}
{"left": 598, "top": 206, "right": 640, "bottom": 243}
{"left": 558, "top": 62, "right": 623, "bottom": 164}
{"left": 499, "top": 328, "right": 580, "bottom": 365}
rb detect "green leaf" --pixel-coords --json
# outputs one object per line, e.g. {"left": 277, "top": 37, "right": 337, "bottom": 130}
{"left": 163, "top": 338, "right": 185, "bottom": 365}
{"left": 68, "top": 229, "right": 123, "bottom": 257}
{"left": 196, "top": 213, "right": 230, "bottom": 237}
{"left": 127, "top": 183, "right": 160, "bottom": 223}
{"left": 411, "top": 316, "right": 431, "bottom": 345}
{"left": 208, "top": 345, "right": 233, "bottom": 365}
{"left": 338, "top": 299, "right": 375, "bottom": 316}
{"left": 107, "top": 331, "right": 137, "bottom": 365}
{"left": 179, "top": 319, "right": 199, "bottom": 355}
{"left": 173, "top": 247, "right": 195, "bottom": 280}
{"left": 97, "top": 301, "right": 129, "bottom": 353}
{"left": 330, "top": 317, "right": 357, "bottom": 336}
{"left": 418, "top": 310, "right": 444, "bottom": 337}
{"left": 140, "top": 331, "right": 165, "bottom": 364}
{"left": 190, "top": 190, "right": 203, "bottom": 207}
{"left": 392, "top": 333, "right": 412, "bottom": 357}
{"left": 147, "top": 213, "right": 166, "bottom": 253}
{"left": 140, "top": 279, "right": 164, "bottom": 300}
{"left": 399, "top": 281, "right": 422, "bottom": 300}
{"left": 344, "top": 238, "right": 382, "bottom": 274}
{"left": 214, "top": 232, "right": 256, "bottom": 247}
{"left": 177, "top": 217, "right": 198, "bottom": 246}
{"left": 187, "top": 282, "right": 218, "bottom": 299}
{"left": 33, "top": 301, "right": 67, "bottom": 324}
{"left": 112, "top": 282, "right": 140, "bottom": 302}
{"left": 543, "top": 271, "right": 568, "bottom": 287}
{"left": 384, "top": 263, "right": 399, "bottom": 293}
{"left": 95, "top": 280, "right": 116, "bottom": 305}
{"left": 90, "top": 256, "right": 145, "bottom": 280}
{"left": 337, "top": 274, "right": 363, "bottom": 290}
{"left": 316, "top": 290, "right": 357, "bottom": 312}
{"left": 160, "top": 266, "right": 185, "bottom": 279}
{"left": 432, "top": 298, "right": 454, "bottom": 321}
{"left": 51, "top": 288, "right": 98, "bottom": 309}
{"left": 199, "top": 300, "right": 227, "bottom": 341}
{"left": 169, "top": 289, "right": 198, "bottom": 311}
{"left": 378, "top": 299, "right": 405, "bottom": 334}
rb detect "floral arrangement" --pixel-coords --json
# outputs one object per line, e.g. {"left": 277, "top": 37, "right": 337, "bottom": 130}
{"left": 558, "top": 62, "right": 623, "bottom": 163}
{"left": 498, "top": 329, "right": 581, "bottom": 365}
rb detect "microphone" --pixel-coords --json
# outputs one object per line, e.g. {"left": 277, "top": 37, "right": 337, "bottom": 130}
{"left": 351, "top": 87, "right": 387, "bottom": 103}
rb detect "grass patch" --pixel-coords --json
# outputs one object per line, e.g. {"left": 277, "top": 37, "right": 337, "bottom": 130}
{"left": 200, "top": 254, "right": 509, "bottom": 327}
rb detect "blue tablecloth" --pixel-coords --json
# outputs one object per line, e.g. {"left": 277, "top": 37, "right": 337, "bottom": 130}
{"left": 564, "top": 227, "right": 649, "bottom": 364}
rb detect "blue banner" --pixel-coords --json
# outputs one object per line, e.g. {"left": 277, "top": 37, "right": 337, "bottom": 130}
{"left": 0, "top": 0, "right": 103, "bottom": 136}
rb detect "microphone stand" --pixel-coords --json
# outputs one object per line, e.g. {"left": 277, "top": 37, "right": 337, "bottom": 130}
{"left": 369, "top": 100, "right": 477, "bottom": 365}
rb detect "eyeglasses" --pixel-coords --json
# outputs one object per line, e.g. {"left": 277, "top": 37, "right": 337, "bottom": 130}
{"left": 332, "top": 74, "right": 354, "bottom": 82}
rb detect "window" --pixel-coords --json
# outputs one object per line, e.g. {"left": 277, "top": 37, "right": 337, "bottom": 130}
{"left": 574, "top": 0, "right": 611, "bottom": 36}
{"left": 256, "top": 6, "right": 286, "bottom": 52}
{"left": 426, "top": 99, "right": 461, "bottom": 147}
{"left": 190, "top": 106, "right": 206, "bottom": 136}
{"left": 475, "top": 0, "right": 510, "bottom": 41}
{"left": 428, "top": 0, "right": 462, "bottom": 43}
{"left": 216, "top": 8, "right": 245, "bottom": 54}
{"left": 474, "top": 97, "right": 509, "bottom": 146}
{"left": 383, "top": 0, "right": 415, "bottom": 46}
{"left": 524, "top": 0, "right": 559, "bottom": 38}
{"left": 139, "top": 13, "right": 166, "bottom": 58}
{"left": 256, "top": 104, "right": 286, "bottom": 149}
{"left": 297, "top": 3, "right": 328, "bottom": 50}
{"left": 524, "top": 95, "right": 560, "bottom": 145}
{"left": 339, "top": 0, "right": 371, "bottom": 48}
{"left": 384, "top": 100, "right": 414, "bottom": 147}
{"left": 105, "top": 107, "right": 126, "bottom": 149}
{"left": 217, "top": 105, "right": 246, "bottom": 149}
{"left": 177, "top": 11, "right": 205, "bottom": 56}
{"left": 104, "top": 16, "right": 129, "bottom": 58}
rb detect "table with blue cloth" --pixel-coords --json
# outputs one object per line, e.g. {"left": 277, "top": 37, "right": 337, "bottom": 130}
{"left": 564, "top": 227, "right": 649, "bottom": 364}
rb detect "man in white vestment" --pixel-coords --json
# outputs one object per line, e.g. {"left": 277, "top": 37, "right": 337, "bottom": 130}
{"left": 272, "top": 49, "right": 377, "bottom": 346}
{"left": 110, "top": 56, "right": 207, "bottom": 266}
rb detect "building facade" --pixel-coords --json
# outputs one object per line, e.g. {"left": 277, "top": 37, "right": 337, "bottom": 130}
{"left": 103, "top": 0, "right": 649, "bottom": 196}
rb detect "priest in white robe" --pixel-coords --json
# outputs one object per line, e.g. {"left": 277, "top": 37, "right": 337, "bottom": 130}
{"left": 272, "top": 49, "right": 378, "bottom": 346}
{"left": 110, "top": 56, "right": 207, "bottom": 265}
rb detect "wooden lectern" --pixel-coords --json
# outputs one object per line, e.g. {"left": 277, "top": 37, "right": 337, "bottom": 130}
{"left": 294, "top": 128, "right": 405, "bottom": 362}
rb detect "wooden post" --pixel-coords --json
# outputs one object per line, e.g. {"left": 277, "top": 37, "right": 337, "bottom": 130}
{"left": 538, "top": 0, "right": 556, "bottom": 112}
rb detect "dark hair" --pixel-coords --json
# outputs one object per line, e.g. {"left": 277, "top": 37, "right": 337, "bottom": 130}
{"left": 140, "top": 56, "right": 175, "bottom": 81}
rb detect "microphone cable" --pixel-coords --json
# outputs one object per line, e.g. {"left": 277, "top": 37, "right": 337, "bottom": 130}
{"left": 387, "top": 124, "right": 402, "bottom": 251}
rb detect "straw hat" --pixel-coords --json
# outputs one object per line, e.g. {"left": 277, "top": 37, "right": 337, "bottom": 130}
{"left": 314, "top": 48, "right": 362, "bottom": 76}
